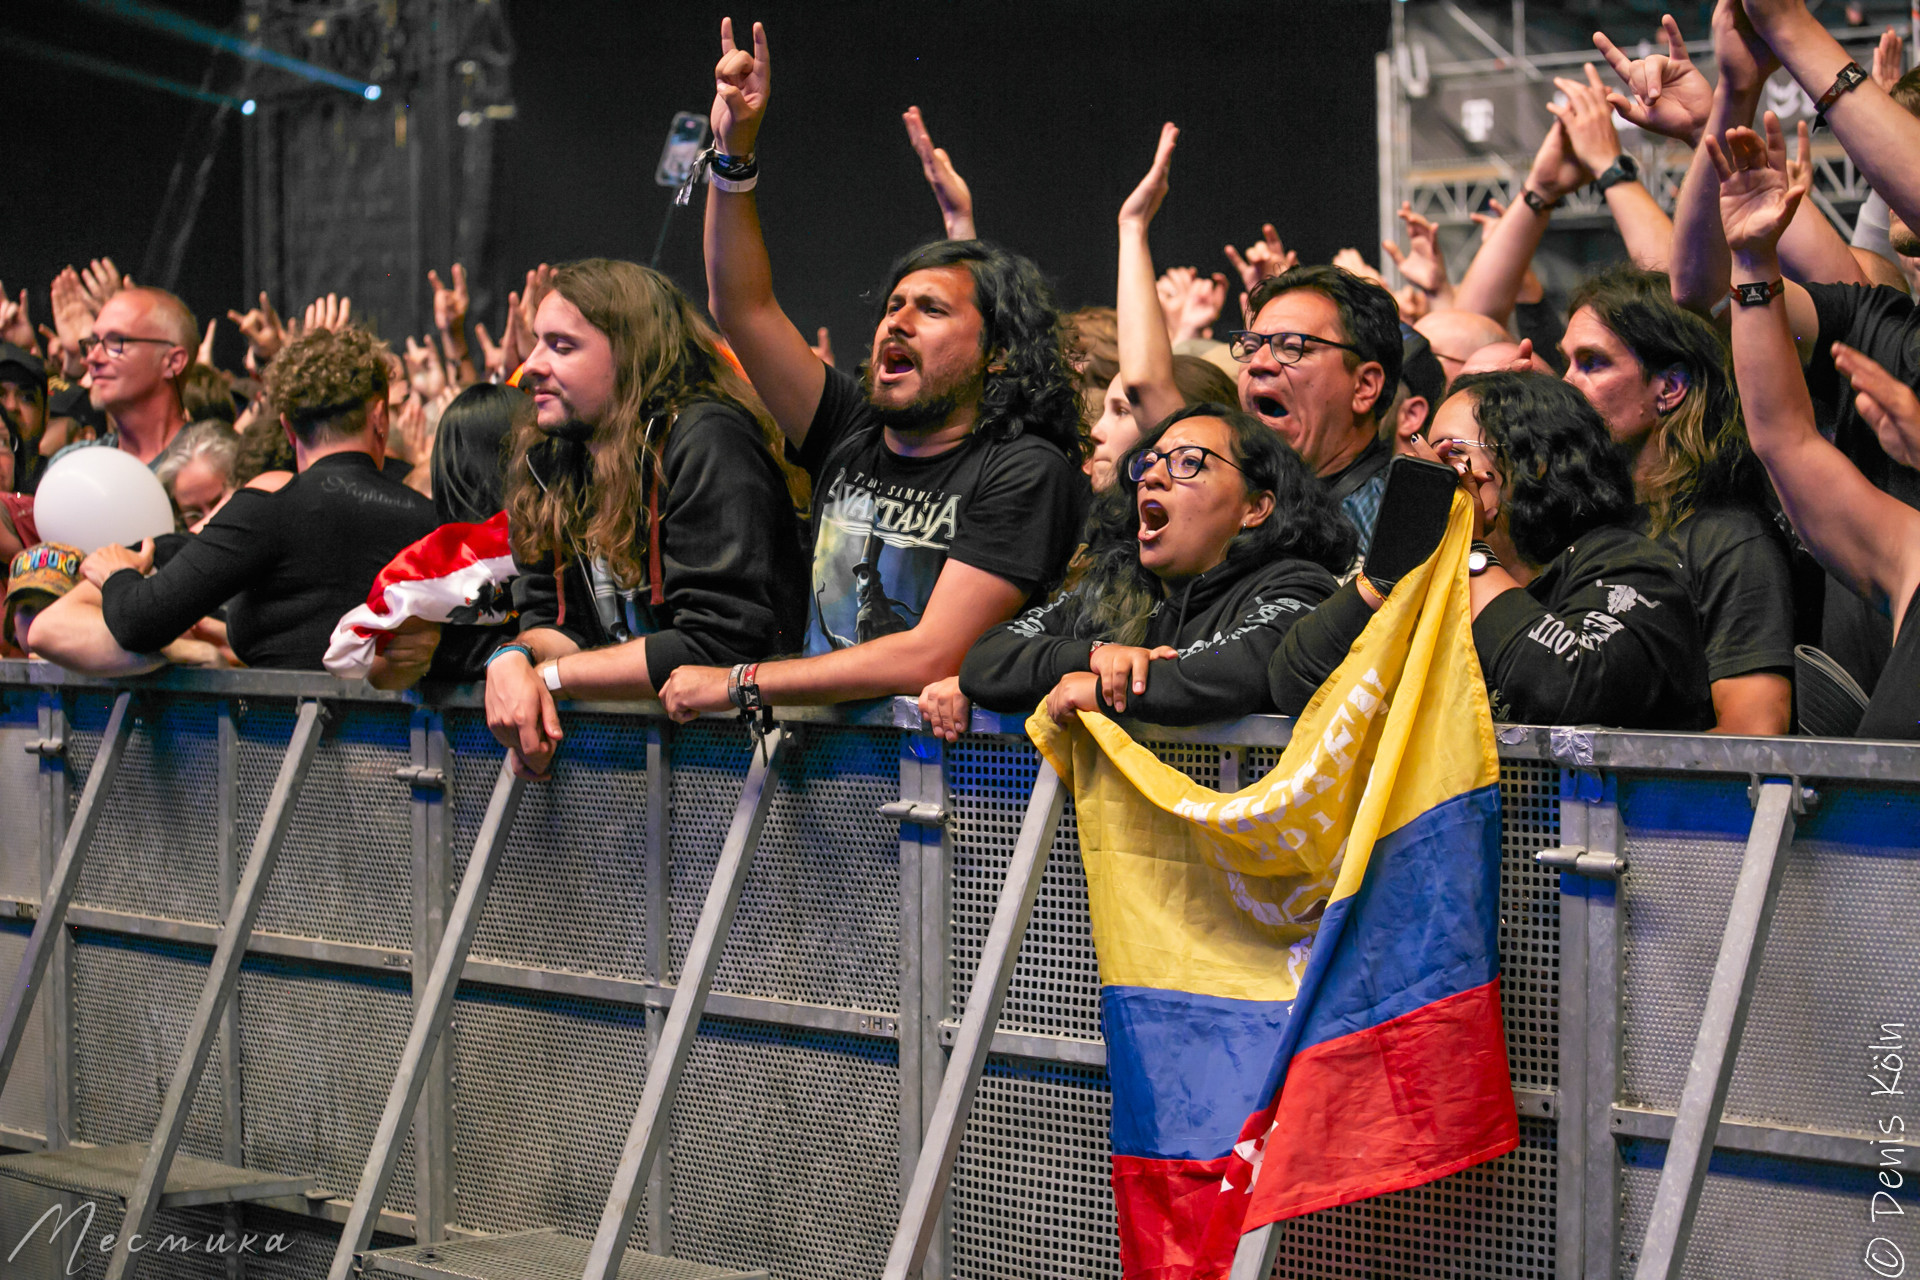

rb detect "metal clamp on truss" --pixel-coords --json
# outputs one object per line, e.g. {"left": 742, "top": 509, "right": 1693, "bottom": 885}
{"left": 1535, "top": 845, "right": 1627, "bottom": 879}
{"left": 876, "top": 799, "right": 950, "bottom": 826}
{"left": 21, "top": 736, "right": 65, "bottom": 758}
{"left": 394, "top": 765, "right": 448, "bottom": 792}
{"left": 1749, "top": 773, "right": 1818, "bottom": 813}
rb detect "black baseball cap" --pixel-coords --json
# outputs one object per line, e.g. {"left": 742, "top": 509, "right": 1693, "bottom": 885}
{"left": 0, "top": 344, "right": 45, "bottom": 392}
{"left": 47, "top": 383, "right": 105, "bottom": 429}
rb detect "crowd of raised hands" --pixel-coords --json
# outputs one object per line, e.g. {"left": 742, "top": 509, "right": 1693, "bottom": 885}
{"left": 6, "top": 0, "right": 1920, "bottom": 746}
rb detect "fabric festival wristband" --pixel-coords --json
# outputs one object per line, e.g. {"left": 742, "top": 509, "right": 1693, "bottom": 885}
{"left": 1729, "top": 279, "right": 1785, "bottom": 307}
{"left": 708, "top": 149, "right": 757, "bottom": 178}
{"left": 486, "top": 643, "right": 534, "bottom": 669}
{"left": 1521, "top": 187, "right": 1560, "bottom": 214}
{"left": 710, "top": 171, "right": 758, "bottom": 194}
{"left": 1813, "top": 61, "right": 1866, "bottom": 129}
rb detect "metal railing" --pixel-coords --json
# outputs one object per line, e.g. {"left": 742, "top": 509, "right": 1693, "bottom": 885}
{"left": 0, "top": 660, "right": 1912, "bottom": 1280}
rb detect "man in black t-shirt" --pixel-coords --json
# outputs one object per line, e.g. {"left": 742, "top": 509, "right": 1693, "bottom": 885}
{"left": 660, "top": 19, "right": 1084, "bottom": 720}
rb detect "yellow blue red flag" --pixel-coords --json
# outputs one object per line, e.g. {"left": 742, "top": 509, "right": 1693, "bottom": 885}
{"left": 1029, "top": 495, "right": 1517, "bottom": 1279}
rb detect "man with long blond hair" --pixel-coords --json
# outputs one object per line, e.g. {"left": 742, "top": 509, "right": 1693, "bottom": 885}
{"left": 483, "top": 257, "right": 807, "bottom": 779}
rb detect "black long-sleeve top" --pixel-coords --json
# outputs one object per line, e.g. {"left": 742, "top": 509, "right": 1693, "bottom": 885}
{"left": 1270, "top": 524, "right": 1714, "bottom": 730}
{"left": 960, "top": 556, "right": 1340, "bottom": 725}
{"left": 510, "top": 400, "right": 809, "bottom": 687}
{"left": 101, "top": 450, "right": 440, "bottom": 669}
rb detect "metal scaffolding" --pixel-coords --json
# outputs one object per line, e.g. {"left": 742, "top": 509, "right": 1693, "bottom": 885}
{"left": 1378, "top": 0, "right": 1913, "bottom": 283}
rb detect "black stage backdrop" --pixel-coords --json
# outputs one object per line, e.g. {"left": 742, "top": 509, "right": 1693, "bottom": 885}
{"left": 5, "top": 1, "right": 1386, "bottom": 369}
{"left": 4, "top": 0, "right": 246, "bottom": 366}
{"left": 500, "top": 0, "right": 1391, "bottom": 361}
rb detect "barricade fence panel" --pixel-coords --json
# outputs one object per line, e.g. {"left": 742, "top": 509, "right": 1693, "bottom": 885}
{"left": 0, "top": 667, "right": 1912, "bottom": 1280}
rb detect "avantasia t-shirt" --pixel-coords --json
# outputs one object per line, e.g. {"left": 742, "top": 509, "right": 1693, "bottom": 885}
{"left": 794, "top": 366, "right": 1085, "bottom": 656}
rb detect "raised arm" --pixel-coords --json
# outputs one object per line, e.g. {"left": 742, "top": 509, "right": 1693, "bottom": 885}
{"left": 1712, "top": 113, "right": 1920, "bottom": 615}
{"left": 1553, "top": 62, "right": 1672, "bottom": 271}
{"left": 1669, "top": 0, "right": 1775, "bottom": 311}
{"left": 1116, "top": 124, "right": 1186, "bottom": 431}
{"left": 1747, "top": 0, "right": 1920, "bottom": 234}
{"left": 902, "top": 106, "right": 976, "bottom": 240}
{"left": 701, "top": 18, "right": 827, "bottom": 445}
{"left": 1453, "top": 118, "right": 1590, "bottom": 324}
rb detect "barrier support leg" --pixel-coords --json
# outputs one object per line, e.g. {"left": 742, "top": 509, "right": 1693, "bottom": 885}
{"left": 1631, "top": 778, "right": 1800, "bottom": 1280}
{"left": 580, "top": 726, "right": 788, "bottom": 1280}
{"left": 106, "top": 698, "right": 327, "bottom": 1280}
{"left": 0, "top": 690, "right": 134, "bottom": 1094}
{"left": 882, "top": 761, "right": 1065, "bottom": 1280}
{"left": 326, "top": 758, "right": 527, "bottom": 1280}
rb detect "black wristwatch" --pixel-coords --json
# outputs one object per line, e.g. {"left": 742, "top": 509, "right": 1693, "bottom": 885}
{"left": 1521, "top": 187, "right": 1561, "bottom": 215}
{"left": 1468, "top": 542, "right": 1502, "bottom": 576}
{"left": 1592, "top": 153, "right": 1640, "bottom": 195}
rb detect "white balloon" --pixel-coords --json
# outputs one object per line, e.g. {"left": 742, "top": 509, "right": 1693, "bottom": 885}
{"left": 33, "top": 447, "right": 176, "bottom": 554}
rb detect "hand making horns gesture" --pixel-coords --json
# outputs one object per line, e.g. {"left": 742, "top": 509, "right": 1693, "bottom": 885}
{"left": 712, "top": 17, "right": 771, "bottom": 157}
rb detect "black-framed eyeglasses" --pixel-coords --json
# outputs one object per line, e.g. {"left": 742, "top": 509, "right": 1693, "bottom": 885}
{"left": 79, "top": 334, "right": 178, "bottom": 358}
{"left": 1126, "top": 443, "right": 1243, "bottom": 483}
{"left": 1226, "top": 329, "right": 1362, "bottom": 366}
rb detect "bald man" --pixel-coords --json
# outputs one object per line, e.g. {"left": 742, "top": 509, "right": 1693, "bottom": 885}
{"left": 1414, "top": 308, "right": 1513, "bottom": 387}
{"left": 66, "top": 286, "right": 195, "bottom": 468}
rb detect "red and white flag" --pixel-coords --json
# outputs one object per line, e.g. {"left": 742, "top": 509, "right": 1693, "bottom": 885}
{"left": 324, "top": 511, "right": 517, "bottom": 679}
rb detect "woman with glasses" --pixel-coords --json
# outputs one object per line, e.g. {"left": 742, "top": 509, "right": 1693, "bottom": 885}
{"left": 1270, "top": 371, "right": 1715, "bottom": 730}
{"left": 915, "top": 403, "right": 1354, "bottom": 738}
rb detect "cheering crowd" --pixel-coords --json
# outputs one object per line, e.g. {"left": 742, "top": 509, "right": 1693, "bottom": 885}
{"left": 4, "top": 0, "right": 1919, "bottom": 765}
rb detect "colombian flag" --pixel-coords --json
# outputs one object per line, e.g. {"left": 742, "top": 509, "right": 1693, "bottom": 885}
{"left": 1029, "top": 495, "right": 1516, "bottom": 1279}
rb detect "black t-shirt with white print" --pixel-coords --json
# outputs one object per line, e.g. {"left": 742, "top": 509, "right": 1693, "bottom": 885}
{"left": 793, "top": 365, "right": 1084, "bottom": 656}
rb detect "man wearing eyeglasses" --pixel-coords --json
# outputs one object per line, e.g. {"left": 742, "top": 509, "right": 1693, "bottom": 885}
{"left": 63, "top": 287, "right": 195, "bottom": 469}
{"left": 1229, "top": 264, "right": 1403, "bottom": 551}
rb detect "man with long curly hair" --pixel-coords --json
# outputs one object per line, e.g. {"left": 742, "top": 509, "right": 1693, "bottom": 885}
{"left": 666, "top": 19, "right": 1084, "bottom": 722}
{"left": 482, "top": 257, "right": 808, "bottom": 779}
{"left": 29, "top": 325, "right": 439, "bottom": 674}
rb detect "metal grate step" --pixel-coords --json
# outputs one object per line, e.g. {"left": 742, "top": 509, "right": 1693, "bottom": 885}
{"left": 360, "top": 1228, "right": 771, "bottom": 1280}
{"left": 0, "top": 1142, "right": 316, "bottom": 1209}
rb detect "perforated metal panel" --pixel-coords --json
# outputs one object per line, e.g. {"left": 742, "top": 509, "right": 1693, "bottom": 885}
{"left": 670, "top": 724, "right": 902, "bottom": 1011}
{"left": 947, "top": 735, "right": 1101, "bottom": 1041}
{"left": 448, "top": 985, "right": 650, "bottom": 1240}
{"left": 237, "top": 954, "right": 418, "bottom": 1211}
{"left": 668, "top": 1016, "right": 900, "bottom": 1280}
{"left": 1271, "top": 1116, "right": 1558, "bottom": 1278}
{"left": 1620, "top": 778, "right": 1920, "bottom": 1133}
{"left": 1498, "top": 760, "right": 1561, "bottom": 1093}
{"left": 242, "top": 703, "right": 415, "bottom": 951}
{"left": 0, "top": 920, "right": 47, "bottom": 1140}
{"left": 68, "top": 698, "right": 222, "bottom": 925}
{"left": 68, "top": 930, "right": 226, "bottom": 1162}
{"left": 445, "top": 711, "right": 653, "bottom": 979}
{"left": 0, "top": 689, "right": 41, "bottom": 905}
{"left": 1616, "top": 1142, "right": 1880, "bottom": 1280}
{"left": 950, "top": 1056, "right": 1118, "bottom": 1279}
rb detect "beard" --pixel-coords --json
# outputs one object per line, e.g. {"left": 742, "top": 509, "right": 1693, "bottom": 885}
{"left": 861, "top": 360, "right": 982, "bottom": 434}
{"left": 538, "top": 416, "right": 596, "bottom": 444}
{"left": 1890, "top": 223, "right": 1920, "bottom": 258}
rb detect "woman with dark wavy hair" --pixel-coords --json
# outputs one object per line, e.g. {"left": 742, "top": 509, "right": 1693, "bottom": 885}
{"left": 1271, "top": 372, "right": 1714, "bottom": 730}
{"left": 1561, "top": 264, "right": 1793, "bottom": 733}
{"left": 916, "top": 404, "right": 1353, "bottom": 736}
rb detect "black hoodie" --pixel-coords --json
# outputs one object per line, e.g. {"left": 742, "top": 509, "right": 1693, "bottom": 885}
{"left": 510, "top": 400, "right": 810, "bottom": 687}
{"left": 1270, "top": 523, "right": 1714, "bottom": 730}
{"left": 960, "top": 556, "right": 1340, "bottom": 724}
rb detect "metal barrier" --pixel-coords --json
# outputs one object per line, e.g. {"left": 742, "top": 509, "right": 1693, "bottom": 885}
{"left": 0, "top": 660, "right": 1913, "bottom": 1280}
